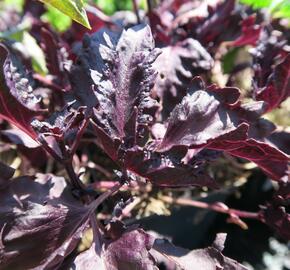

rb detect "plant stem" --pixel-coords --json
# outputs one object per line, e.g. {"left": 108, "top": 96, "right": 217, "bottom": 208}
{"left": 90, "top": 214, "right": 102, "bottom": 255}
{"left": 132, "top": 0, "right": 141, "bottom": 24}
{"left": 33, "top": 74, "right": 64, "bottom": 92}
{"left": 38, "top": 135, "right": 63, "bottom": 162}
{"left": 147, "top": 0, "right": 153, "bottom": 13}
{"left": 161, "top": 195, "right": 260, "bottom": 220}
{"left": 64, "top": 161, "right": 85, "bottom": 190}
{"left": 88, "top": 182, "right": 123, "bottom": 255}
{"left": 70, "top": 118, "right": 90, "bottom": 156}
{"left": 90, "top": 182, "right": 123, "bottom": 211}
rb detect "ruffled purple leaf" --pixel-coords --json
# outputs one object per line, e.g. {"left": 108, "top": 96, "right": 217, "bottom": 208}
{"left": 0, "top": 44, "right": 42, "bottom": 140}
{"left": 208, "top": 139, "right": 289, "bottom": 181}
{"left": 40, "top": 27, "right": 70, "bottom": 90}
{"left": 87, "top": 28, "right": 222, "bottom": 189}
{"left": 1, "top": 128, "right": 40, "bottom": 148}
{"left": 152, "top": 38, "right": 213, "bottom": 118}
{"left": 31, "top": 101, "right": 86, "bottom": 140}
{"left": 251, "top": 28, "right": 288, "bottom": 89}
{"left": 158, "top": 77, "right": 246, "bottom": 152}
{"left": 183, "top": 0, "right": 241, "bottom": 51}
{"left": 0, "top": 174, "right": 91, "bottom": 269}
{"left": 254, "top": 54, "right": 290, "bottom": 112}
{"left": 158, "top": 77, "right": 289, "bottom": 181}
{"left": 267, "top": 130, "right": 290, "bottom": 155}
{"left": 70, "top": 229, "right": 157, "bottom": 270}
{"left": 123, "top": 146, "right": 218, "bottom": 188}
{"left": 263, "top": 206, "right": 290, "bottom": 240}
{"left": 261, "top": 182, "right": 290, "bottom": 240}
{"left": 0, "top": 162, "right": 15, "bottom": 189}
{"left": 152, "top": 233, "right": 248, "bottom": 270}
{"left": 91, "top": 24, "right": 161, "bottom": 157}
{"left": 229, "top": 15, "right": 262, "bottom": 47}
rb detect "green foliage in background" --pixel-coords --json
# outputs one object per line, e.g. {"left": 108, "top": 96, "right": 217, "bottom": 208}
{"left": 240, "top": 0, "right": 272, "bottom": 8}
{"left": 240, "top": 0, "right": 290, "bottom": 19}
{"left": 3, "top": 0, "right": 24, "bottom": 11}
{"left": 41, "top": 5, "right": 72, "bottom": 32}
{"left": 22, "top": 32, "right": 48, "bottom": 74}
{"left": 38, "top": 0, "right": 91, "bottom": 29}
{"left": 93, "top": 0, "right": 117, "bottom": 15}
{"left": 93, "top": 0, "right": 146, "bottom": 15}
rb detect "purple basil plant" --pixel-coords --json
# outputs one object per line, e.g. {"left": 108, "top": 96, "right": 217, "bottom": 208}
{"left": 0, "top": 0, "right": 289, "bottom": 269}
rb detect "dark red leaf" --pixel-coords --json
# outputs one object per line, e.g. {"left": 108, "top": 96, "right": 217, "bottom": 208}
{"left": 153, "top": 38, "right": 213, "bottom": 118}
{"left": 184, "top": 0, "right": 241, "bottom": 50}
{"left": 152, "top": 233, "right": 248, "bottom": 269}
{"left": 263, "top": 206, "right": 290, "bottom": 240}
{"left": 0, "top": 174, "right": 91, "bottom": 269}
{"left": 0, "top": 161, "right": 15, "bottom": 188}
{"left": 0, "top": 44, "right": 42, "bottom": 140}
{"left": 267, "top": 130, "right": 290, "bottom": 155}
{"left": 70, "top": 229, "right": 157, "bottom": 270}
{"left": 91, "top": 24, "right": 160, "bottom": 154}
{"left": 158, "top": 77, "right": 247, "bottom": 152}
{"left": 229, "top": 15, "right": 262, "bottom": 47}
{"left": 252, "top": 28, "right": 288, "bottom": 88}
{"left": 40, "top": 27, "right": 70, "bottom": 89}
{"left": 209, "top": 139, "right": 289, "bottom": 181}
{"left": 158, "top": 77, "right": 289, "bottom": 181}
{"left": 255, "top": 54, "right": 290, "bottom": 112}
{"left": 124, "top": 146, "right": 218, "bottom": 188}
{"left": 31, "top": 101, "right": 86, "bottom": 140}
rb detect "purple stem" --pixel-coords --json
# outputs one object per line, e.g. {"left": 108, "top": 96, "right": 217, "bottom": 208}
{"left": 90, "top": 182, "right": 123, "bottom": 211}
{"left": 89, "top": 182, "right": 123, "bottom": 253}
{"left": 132, "top": 0, "right": 141, "bottom": 24}
{"left": 147, "top": 0, "right": 153, "bottom": 13}
{"left": 70, "top": 118, "right": 89, "bottom": 157}
{"left": 90, "top": 214, "right": 102, "bottom": 255}
{"left": 38, "top": 135, "right": 63, "bottom": 162}
{"left": 161, "top": 196, "right": 261, "bottom": 220}
{"left": 33, "top": 74, "right": 64, "bottom": 92}
{"left": 64, "top": 161, "right": 85, "bottom": 190}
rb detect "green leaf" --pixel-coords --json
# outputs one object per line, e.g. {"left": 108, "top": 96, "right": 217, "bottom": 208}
{"left": 3, "top": 0, "right": 24, "bottom": 11}
{"left": 222, "top": 48, "right": 240, "bottom": 74}
{"left": 0, "top": 17, "right": 30, "bottom": 41}
{"left": 22, "top": 32, "right": 48, "bottom": 75}
{"left": 41, "top": 4, "right": 72, "bottom": 32}
{"left": 271, "top": 0, "right": 290, "bottom": 19}
{"left": 38, "top": 0, "right": 91, "bottom": 29}
{"left": 93, "top": 0, "right": 133, "bottom": 14}
{"left": 239, "top": 0, "right": 290, "bottom": 19}
{"left": 94, "top": 0, "right": 115, "bottom": 14}
{"left": 239, "top": 0, "right": 272, "bottom": 9}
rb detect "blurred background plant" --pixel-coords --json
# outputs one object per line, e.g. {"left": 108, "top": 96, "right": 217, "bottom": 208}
{"left": 2, "top": 0, "right": 290, "bottom": 32}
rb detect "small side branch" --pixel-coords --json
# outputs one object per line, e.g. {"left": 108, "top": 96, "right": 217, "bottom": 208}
{"left": 147, "top": 0, "right": 153, "bottom": 13}
{"left": 161, "top": 195, "right": 260, "bottom": 220}
{"left": 90, "top": 182, "right": 123, "bottom": 211}
{"left": 90, "top": 214, "right": 103, "bottom": 255}
{"left": 70, "top": 118, "right": 90, "bottom": 157}
{"left": 64, "top": 161, "right": 85, "bottom": 190}
{"left": 38, "top": 135, "right": 63, "bottom": 163}
{"left": 132, "top": 0, "right": 141, "bottom": 24}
